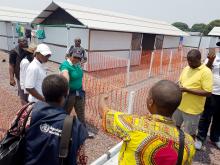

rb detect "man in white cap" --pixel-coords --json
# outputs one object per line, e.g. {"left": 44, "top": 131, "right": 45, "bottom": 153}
{"left": 25, "top": 44, "right": 51, "bottom": 102}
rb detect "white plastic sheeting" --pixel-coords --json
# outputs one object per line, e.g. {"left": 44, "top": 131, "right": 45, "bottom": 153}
{"left": 90, "top": 30, "right": 132, "bottom": 51}
{"left": 33, "top": 1, "right": 188, "bottom": 36}
{"left": 42, "top": 26, "right": 89, "bottom": 63}
{"left": 0, "top": 6, "right": 39, "bottom": 51}
{"left": 162, "top": 36, "right": 180, "bottom": 49}
{"left": 183, "top": 36, "right": 218, "bottom": 48}
{"left": 0, "top": 6, "right": 39, "bottom": 23}
{"left": 0, "top": 22, "right": 8, "bottom": 50}
{"left": 209, "top": 27, "right": 220, "bottom": 36}
{"left": 0, "top": 22, "right": 18, "bottom": 51}
{"left": 68, "top": 28, "right": 89, "bottom": 50}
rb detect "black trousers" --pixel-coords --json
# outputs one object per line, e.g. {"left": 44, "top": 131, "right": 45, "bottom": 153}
{"left": 197, "top": 94, "right": 220, "bottom": 142}
{"left": 64, "top": 92, "right": 86, "bottom": 125}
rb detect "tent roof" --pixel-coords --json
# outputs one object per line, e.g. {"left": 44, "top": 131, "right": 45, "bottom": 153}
{"left": 0, "top": 6, "right": 39, "bottom": 23}
{"left": 208, "top": 27, "right": 220, "bottom": 36}
{"left": 33, "top": 1, "right": 188, "bottom": 36}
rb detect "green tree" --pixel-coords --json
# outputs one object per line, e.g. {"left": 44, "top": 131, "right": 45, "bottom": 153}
{"left": 190, "top": 23, "right": 206, "bottom": 33}
{"left": 203, "top": 19, "right": 220, "bottom": 35}
{"left": 172, "top": 22, "right": 190, "bottom": 32}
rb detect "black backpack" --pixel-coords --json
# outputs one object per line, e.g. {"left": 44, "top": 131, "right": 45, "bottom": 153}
{"left": 0, "top": 102, "right": 34, "bottom": 165}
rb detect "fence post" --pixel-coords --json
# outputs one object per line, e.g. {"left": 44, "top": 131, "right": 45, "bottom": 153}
{"left": 168, "top": 49, "right": 173, "bottom": 72}
{"left": 180, "top": 48, "right": 183, "bottom": 69}
{"left": 160, "top": 49, "right": 163, "bottom": 74}
{"left": 126, "top": 59, "right": 131, "bottom": 86}
{"left": 126, "top": 49, "right": 132, "bottom": 86}
{"left": 148, "top": 51, "right": 154, "bottom": 78}
{"left": 127, "top": 91, "right": 135, "bottom": 114}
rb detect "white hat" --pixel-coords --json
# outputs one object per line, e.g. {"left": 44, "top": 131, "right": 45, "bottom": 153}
{"left": 35, "top": 44, "right": 52, "bottom": 56}
{"left": 23, "top": 43, "right": 37, "bottom": 54}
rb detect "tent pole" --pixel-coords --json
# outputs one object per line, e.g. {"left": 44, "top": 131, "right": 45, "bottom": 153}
{"left": 66, "top": 25, "right": 70, "bottom": 51}
{"left": 11, "top": 23, "right": 15, "bottom": 47}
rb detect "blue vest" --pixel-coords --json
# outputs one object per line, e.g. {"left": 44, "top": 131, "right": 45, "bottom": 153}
{"left": 24, "top": 102, "right": 88, "bottom": 165}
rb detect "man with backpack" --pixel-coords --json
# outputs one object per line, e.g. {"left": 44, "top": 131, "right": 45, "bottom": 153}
{"left": 0, "top": 74, "right": 88, "bottom": 165}
{"left": 24, "top": 74, "right": 88, "bottom": 165}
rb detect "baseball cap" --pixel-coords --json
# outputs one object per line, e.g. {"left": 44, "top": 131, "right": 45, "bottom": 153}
{"left": 35, "top": 44, "right": 52, "bottom": 56}
{"left": 71, "top": 53, "right": 82, "bottom": 59}
{"left": 18, "top": 37, "right": 27, "bottom": 43}
{"left": 24, "top": 43, "right": 37, "bottom": 54}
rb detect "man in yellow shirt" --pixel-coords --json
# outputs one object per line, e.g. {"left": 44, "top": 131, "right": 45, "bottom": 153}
{"left": 99, "top": 80, "right": 195, "bottom": 165}
{"left": 173, "top": 49, "right": 213, "bottom": 139}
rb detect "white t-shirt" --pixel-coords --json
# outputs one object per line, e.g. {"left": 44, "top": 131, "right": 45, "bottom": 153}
{"left": 25, "top": 58, "right": 47, "bottom": 102}
{"left": 205, "top": 52, "right": 220, "bottom": 95}
{"left": 20, "top": 58, "right": 30, "bottom": 93}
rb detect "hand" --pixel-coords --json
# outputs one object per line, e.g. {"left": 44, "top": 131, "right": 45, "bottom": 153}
{"left": 42, "top": 97, "right": 45, "bottom": 102}
{"left": 70, "top": 107, "right": 77, "bottom": 117}
{"left": 10, "top": 78, "right": 16, "bottom": 86}
{"left": 207, "top": 49, "right": 216, "bottom": 62}
{"left": 178, "top": 83, "right": 186, "bottom": 92}
{"left": 179, "top": 86, "right": 187, "bottom": 92}
{"left": 98, "top": 94, "right": 109, "bottom": 118}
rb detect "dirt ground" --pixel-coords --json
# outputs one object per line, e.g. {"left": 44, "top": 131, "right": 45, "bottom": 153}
{"left": 0, "top": 51, "right": 219, "bottom": 164}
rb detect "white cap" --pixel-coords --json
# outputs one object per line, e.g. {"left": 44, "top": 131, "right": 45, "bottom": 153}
{"left": 35, "top": 44, "right": 52, "bottom": 56}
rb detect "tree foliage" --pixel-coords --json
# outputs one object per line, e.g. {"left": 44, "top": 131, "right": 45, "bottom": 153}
{"left": 172, "top": 20, "right": 220, "bottom": 35}
{"left": 172, "top": 22, "right": 190, "bottom": 32}
{"left": 203, "top": 19, "right": 220, "bottom": 35}
{"left": 190, "top": 23, "right": 206, "bottom": 33}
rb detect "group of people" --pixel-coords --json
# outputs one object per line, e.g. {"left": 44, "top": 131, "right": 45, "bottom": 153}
{"left": 9, "top": 37, "right": 90, "bottom": 164}
{"left": 7, "top": 36, "right": 220, "bottom": 164}
{"left": 173, "top": 48, "right": 220, "bottom": 150}
{"left": 98, "top": 44, "right": 220, "bottom": 164}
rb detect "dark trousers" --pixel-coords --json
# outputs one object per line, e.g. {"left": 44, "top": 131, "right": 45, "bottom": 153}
{"left": 197, "top": 94, "right": 220, "bottom": 142}
{"left": 64, "top": 93, "right": 85, "bottom": 125}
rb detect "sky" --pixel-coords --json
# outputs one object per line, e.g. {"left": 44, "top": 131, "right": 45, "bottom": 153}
{"left": 1, "top": 0, "right": 219, "bottom": 27}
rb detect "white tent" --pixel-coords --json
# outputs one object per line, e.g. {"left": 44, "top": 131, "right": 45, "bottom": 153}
{"left": 33, "top": 1, "right": 188, "bottom": 36}
{"left": 32, "top": 1, "right": 188, "bottom": 71}
{"left": 209, "top": 27, "right": 220, "bottom": 36}
{"left": 0, "top": 6, "right": 39, "bottom": 51}
{"left": 182, "top": 31, "right": 219, "bottom": 49}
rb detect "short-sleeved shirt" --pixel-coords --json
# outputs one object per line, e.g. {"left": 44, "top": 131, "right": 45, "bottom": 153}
{"left": 20, "top": 58, "right": 30, "bottom": 92}
{"left": 20, "top": 53, "right": 33, "bottom": 92}
{"left": 103, "top": 109, "right": 195, "bottom": 165}
{"left": 178, "top": 64, "right": 213, "bottom": 115}
{"left": 25, "top": 58, "right": 47, "bottom": 102}
{"left": 9, "top": 46, "right": 27, "bottom": 80}
{"left": 59, "top": 60, "right": 83, "bottom": 91}
{"left": 66, "top": 46, "right": 86, "bottom": 58}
